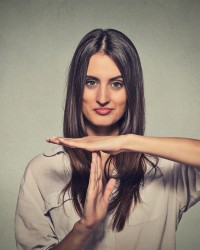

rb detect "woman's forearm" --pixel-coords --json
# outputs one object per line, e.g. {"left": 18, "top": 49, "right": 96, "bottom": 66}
{"left": 51, "top": 220, "right": 94, "bottom": 250}
{"left": 51, "top": 152, "right": 116, "bottom": 250}
{"left": 123, "top": 135, "right": 200, "bottom": 167}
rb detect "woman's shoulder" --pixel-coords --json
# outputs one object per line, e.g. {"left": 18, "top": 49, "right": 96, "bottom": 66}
{"left": 21, "top": 146, "right": 71, "bottom": 194}
{"left": 26, "top": 146, "right": 70, "bottom": 173}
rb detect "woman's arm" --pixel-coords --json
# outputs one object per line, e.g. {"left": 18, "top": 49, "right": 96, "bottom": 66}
{"left": 124, "top": 135, "right": 200, "bottom": 168}
{"left": 51, "top": 220, "right": 92, "bottom": 250}
{"left": 47, "top": 135, "right": 200, "bottom": 168}
{"left": 16, "top": 152, "right": 115, "bottom": 250}
{"left": 51, "top": 152, "right": 116, "bottom": 250}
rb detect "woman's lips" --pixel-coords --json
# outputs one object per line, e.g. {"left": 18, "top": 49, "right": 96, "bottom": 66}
{"left": 94, "top": 108, "right": 113, "bottom": 115}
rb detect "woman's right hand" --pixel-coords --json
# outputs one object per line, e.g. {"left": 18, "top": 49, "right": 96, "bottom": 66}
{"left": 51, "top": 152, "right": 116, "bottom": 250}
{"left": 80, "top": 152, "right": 116, "bottom": 230}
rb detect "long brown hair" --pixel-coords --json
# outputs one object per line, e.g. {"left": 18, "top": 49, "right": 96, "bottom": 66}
{"left": 63, "top": 29, "right": 156, "bottom": 231}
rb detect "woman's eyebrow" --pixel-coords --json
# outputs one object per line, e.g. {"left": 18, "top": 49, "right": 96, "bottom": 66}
{"left": 86, "top": 75, "right": 123, "bottom": 81}
{"left": 109, "top": 75, "right": 123, "bottom": 81}
{"left": 86, "top": 75, "right": 99, "bottom": 81}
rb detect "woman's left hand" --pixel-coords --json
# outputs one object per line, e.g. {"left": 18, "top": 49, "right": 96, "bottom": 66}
{"left": 46, "top": 135, "right": 128, "bottom": 155}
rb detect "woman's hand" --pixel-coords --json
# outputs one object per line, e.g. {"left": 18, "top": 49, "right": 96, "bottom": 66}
{"left": 50, "top": 152, "right": 116, "bottom": 250}
{"left": 46, "top": 135, "right": 128, "bottom": 155}
{"left": 80, "top": 152, "right": 116, "bottom": 229}
{"left": 47, "top": 135, "right": 200, "bottom": 167}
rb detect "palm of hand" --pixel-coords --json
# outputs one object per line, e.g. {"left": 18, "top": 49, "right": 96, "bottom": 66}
{"left": 81, "top": 152, "right": 116, "bottom": 229}
{"left": 48, "top": 135, "right": 127, "bottom": 155}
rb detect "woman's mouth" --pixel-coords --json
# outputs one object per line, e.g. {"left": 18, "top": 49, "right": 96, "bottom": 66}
{"left": 94, "top": 108, "right": 113, "bottom": 115}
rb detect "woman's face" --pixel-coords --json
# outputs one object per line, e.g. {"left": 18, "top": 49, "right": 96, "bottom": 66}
{"left": 82, "top": 52, "right": 127, "bottom": 135}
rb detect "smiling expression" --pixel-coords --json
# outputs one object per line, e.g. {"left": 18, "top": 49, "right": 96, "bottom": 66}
{"left": 82, "top": 52, "right": 127, "bottom": 135}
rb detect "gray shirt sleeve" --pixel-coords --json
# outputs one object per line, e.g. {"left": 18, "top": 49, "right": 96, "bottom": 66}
{"left": 173, "top": 162, "right": 200, "bottom": 220}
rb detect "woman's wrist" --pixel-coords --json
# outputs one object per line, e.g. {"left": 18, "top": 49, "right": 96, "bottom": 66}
{"left": 121, "top": 134, "right": 142, "bottom": 153}
{"left": 74, "top": 219, "right": 96, "bottom": 234}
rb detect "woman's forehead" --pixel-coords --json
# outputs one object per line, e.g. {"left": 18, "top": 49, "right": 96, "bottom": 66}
{"left": 87, "top": 52, "right": 121, "bottom": 79}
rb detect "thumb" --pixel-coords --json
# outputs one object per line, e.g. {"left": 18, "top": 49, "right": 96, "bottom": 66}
{"left": 103, "top": 178, "right": 116, "bottom": 204}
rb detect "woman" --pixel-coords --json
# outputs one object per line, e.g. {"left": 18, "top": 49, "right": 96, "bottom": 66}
{"left": 15, "top": 29, "right": 200, "bottom": 250}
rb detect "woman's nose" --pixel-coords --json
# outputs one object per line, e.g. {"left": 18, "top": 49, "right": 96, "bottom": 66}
{"left": 96, "top": 85, "right": 110, "bottom": 106}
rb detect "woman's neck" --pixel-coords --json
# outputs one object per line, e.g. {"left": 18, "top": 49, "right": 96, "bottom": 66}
{"left": 85, "top": 123, "right": 119, "bottom": 137}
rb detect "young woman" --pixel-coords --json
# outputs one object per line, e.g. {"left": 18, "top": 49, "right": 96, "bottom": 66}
{"left": 15, "top": 29, "right": 200, "bottom": 250}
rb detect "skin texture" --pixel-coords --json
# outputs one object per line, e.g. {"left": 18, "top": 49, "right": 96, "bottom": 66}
{"left": 82, "top": 52, "right": 127, "bottom": 136}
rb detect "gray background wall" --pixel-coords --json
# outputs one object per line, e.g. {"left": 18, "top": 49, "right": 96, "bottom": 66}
{"left": 0, "top": 0, "right": 200, "bottom": 249}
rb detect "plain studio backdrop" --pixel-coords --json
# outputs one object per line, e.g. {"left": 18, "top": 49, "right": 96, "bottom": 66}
{"left": 0, "top": 0, "right": 200, "bottom": 249}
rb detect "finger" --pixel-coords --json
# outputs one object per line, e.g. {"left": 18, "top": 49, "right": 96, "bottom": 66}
{"left": 46, "top": 137, "right": 82, "bottom": 148}
{"left": 46, "top": 137, "right": 61, "bottom": 145}
{"left": 103, "top": 178, "right": 116, "bottom": 204}
{"left": 96, "top": 152, "right": 102, "bottom": 178}
{"left": 93, "top": 152, "right": 98, "bottom": 185}
{"left": 86, "top": 152, "right": 97, "bottom": 197}
{"left": 96, "top": 152, "right": 103, "bottom": 191}
{"left": 47, "top": 136, "right": 108, "bottom": 151}
{"left": 57, "top": 138, "right": 82, "bottom": 148}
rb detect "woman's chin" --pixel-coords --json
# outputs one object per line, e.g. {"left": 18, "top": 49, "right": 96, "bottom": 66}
{"left": 85, "top": 121, "right": 120, "bottom": 136}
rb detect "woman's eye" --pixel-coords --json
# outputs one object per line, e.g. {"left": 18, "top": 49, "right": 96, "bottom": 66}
{"left": 85, "top": 80, "right": 97, "bottom": 87}
{"left": 111, "top": 81, "right": 124, "bottom": 88}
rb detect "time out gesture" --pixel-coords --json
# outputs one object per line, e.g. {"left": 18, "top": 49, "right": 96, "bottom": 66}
{"left": 47, "top": 135, "right": 200, "bottom": 250}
